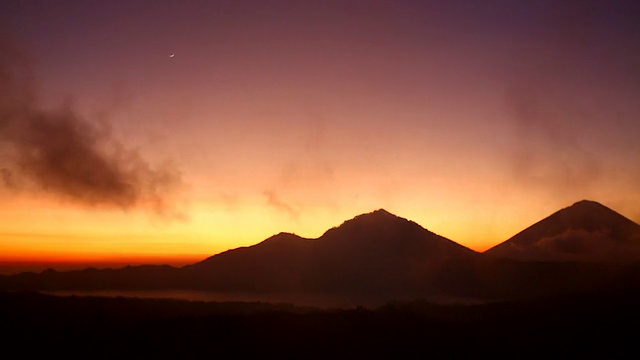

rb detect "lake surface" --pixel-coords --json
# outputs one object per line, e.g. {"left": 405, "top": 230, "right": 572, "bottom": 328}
{"left": 42, "top": 289, "right": 488, "bottom": 308}
{"left": 41, "top": 290, "right": 392, "bottom": 308}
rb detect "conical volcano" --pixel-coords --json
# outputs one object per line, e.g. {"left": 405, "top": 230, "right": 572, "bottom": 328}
{"left": 485, "top": 200, "right": 640, "bottom": 262}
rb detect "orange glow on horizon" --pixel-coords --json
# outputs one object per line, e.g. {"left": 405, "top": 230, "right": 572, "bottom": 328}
{"left": 2, "top": 189, "right": 640, "bottom": 269}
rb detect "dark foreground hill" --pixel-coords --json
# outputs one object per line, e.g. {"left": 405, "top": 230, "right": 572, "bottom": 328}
{"left": 1, "top": 289, "right": 639, "bottom": 358}
{"left": 485, "top": 200, "right": 640, "bottom": 262}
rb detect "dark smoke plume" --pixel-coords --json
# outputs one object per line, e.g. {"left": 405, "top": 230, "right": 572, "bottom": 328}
{"left": 0, "top": 38, "right": 184, "bottom": 215}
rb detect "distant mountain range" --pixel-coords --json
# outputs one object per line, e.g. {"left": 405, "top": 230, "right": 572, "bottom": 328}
{"left": 1, "top": 200, "right": 639, "bottom": 304}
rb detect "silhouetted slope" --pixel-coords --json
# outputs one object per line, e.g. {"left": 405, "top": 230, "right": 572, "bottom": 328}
{"left": 185, "top": 232, "right": 315, "bottom": 292}
{"left": 188, "top": 209, "right": 479, "bottom": 298}
{"left": 3, "top": 204, "right": 640, "bottom": 304}
{"left": 485, "top": 200, "right": 640, "bottom": 262}
{"left": 309, "top": 209, "right": 478, "bottom": 294}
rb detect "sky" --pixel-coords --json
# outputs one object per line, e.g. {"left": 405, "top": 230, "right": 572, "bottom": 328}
{"left": 0, "top": 0, "right": 639, "bottom": 269}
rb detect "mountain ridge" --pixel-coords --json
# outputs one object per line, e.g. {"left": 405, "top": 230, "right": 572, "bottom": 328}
{"left": 188, "top": 208, "right": 478, "bottom": 297}
{"left": 1, "top": 201, "right": 640, "bottom": 304}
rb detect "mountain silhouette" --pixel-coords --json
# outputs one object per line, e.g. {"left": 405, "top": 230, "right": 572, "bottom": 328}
{"left": 485, "top": 200, "right": 640, "bottom": 262}
{"left": 186, "top": 209, "right": 479, "bottom": 299}
{"left": 1, "top": 204, "right": 640, "bottom": 304}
